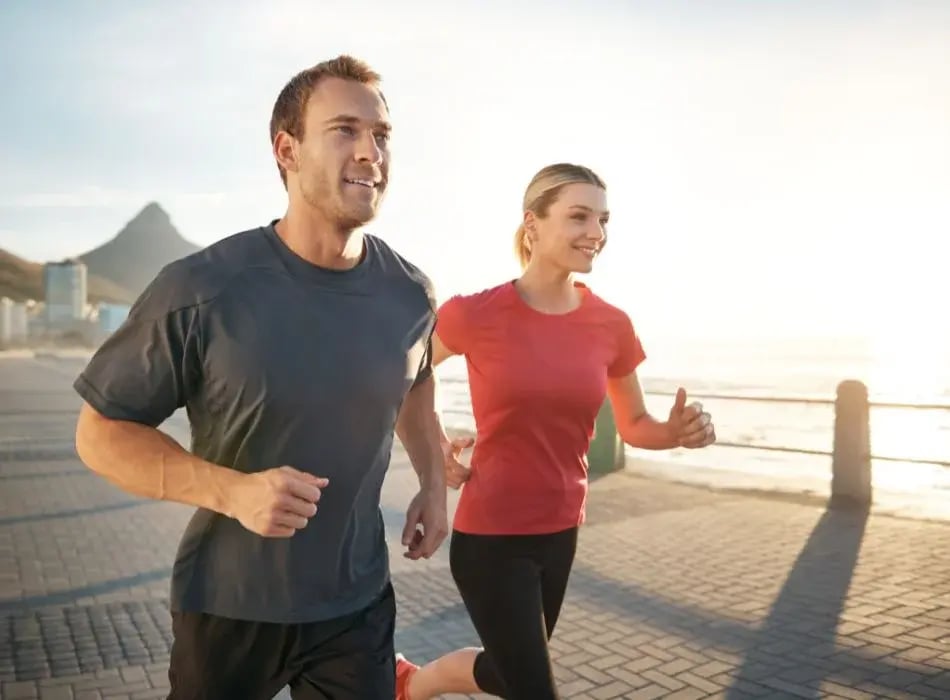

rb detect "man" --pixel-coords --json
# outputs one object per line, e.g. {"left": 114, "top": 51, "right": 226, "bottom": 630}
{"left": 73, "top": 55, "right": 448, "bottom": 699}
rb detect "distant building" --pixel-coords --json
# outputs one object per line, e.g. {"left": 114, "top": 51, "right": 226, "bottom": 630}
{"left": 12, "top": 302, "right": 28, "bottom": 341}
{"left": 44, "top": 259, "right": 88, "bottom": 325}
{"left": 0, "top": 297, "right": 29, "bottom": 346}
{"left": 98, "top": 303, "right": 131, "bottom": 335}
{"left": 0, "top": 297, "right": 11, "bottom": 346}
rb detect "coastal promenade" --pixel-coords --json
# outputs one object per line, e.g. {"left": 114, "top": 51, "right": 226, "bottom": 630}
{"left": 2, "top": 352, "right": 950, "bottom": 699}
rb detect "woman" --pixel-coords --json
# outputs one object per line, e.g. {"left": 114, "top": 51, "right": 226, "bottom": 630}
{"left": 395, "top": 163, "right": 716, "bottom": 700}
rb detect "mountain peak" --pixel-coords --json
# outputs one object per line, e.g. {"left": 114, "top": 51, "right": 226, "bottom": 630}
{"left": 78, "top": 202, "right": 202, "bottom": 298}
{"left": 137, "top": 201, "right": 168, "bottom": 218}
{"left": 0, "top": 202, "right": 203, "bottom": 304}
{"left": 116, "top": 202, "right": 178, "bottom": 242}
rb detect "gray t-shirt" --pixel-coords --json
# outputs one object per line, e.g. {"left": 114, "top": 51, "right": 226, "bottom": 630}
{"left": 73, "top": 223, "right": 435, "bottom": 623}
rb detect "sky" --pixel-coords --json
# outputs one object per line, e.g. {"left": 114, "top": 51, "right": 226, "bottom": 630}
{"left": 1, "top": 0, "right": 948, "bottom": 345}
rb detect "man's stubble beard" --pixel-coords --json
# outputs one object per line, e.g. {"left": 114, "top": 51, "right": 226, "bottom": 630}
{"left": 302, "top": 177, "right": 383, "bottom": 233}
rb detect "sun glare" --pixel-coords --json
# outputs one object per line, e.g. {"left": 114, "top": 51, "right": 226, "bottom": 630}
{"left": 865, "top": 320, "right": 950, "bottom": 490}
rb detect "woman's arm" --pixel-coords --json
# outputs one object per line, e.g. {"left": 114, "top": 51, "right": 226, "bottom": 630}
{"left": 430, "top": 331, "right": 460, "bottom": 444}
{"left": 430, "top": 331, "right": 475, "bottom": 487}
{"left": 606, "top": 370, "right": 715, "bottom": 450}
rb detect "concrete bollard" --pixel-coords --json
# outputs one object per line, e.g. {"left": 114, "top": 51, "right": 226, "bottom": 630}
{"left": 588, "top": 399, "right": 625, "bottom": 475}
{"left": 831, "top": 379, "right": 872, "bottom": 508}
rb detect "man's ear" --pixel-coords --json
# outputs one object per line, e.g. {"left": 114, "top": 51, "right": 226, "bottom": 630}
{"left": 273, "top": 131, "right": 299, "bottom": 179}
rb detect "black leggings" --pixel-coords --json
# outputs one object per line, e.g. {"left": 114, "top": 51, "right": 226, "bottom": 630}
{"left": 449, "top": 526, "right": 578, "bottom": 700}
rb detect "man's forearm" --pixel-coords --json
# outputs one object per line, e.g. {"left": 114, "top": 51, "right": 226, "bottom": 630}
{"left": 75, "top": 404, "right": 240, "bottom": 514}
{"left": 399, "top": 424, "right": 446, "bottom": 490}
{"left": 396, "top": 411, "right": 447, "bottom": 490}
{"left": 432, "top": 377, "right": 453, "bottom": 449}
{"left": 395, "top": 377, "right": 447, "bottom": 490}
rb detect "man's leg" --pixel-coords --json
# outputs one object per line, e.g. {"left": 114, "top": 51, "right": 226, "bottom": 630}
{"left": 289, "top": 583, "right": 397, "bottom": 700}
{"left": 167, "top": 611, "right": 294, "bottom": 700}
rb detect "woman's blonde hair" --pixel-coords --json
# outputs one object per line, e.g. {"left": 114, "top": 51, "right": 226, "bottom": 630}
{"left": 514, "top": 163, "right": 606, "bottom": 269}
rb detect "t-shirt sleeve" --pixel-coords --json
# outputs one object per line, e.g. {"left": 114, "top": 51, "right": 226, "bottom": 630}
{"left": 73, "top": 268, "right": 203, "bottom": 427}
{"left": 410, "top": 332, "right": 434, "bottom": 389}
{"left": 608, "top": 312, "right": 647, "bottom": 378}
{"left": 409, "top": 276, "right": 437, "bottom": 390}
{"left": 434, "top": 295, "right": 470, "bottom": 355}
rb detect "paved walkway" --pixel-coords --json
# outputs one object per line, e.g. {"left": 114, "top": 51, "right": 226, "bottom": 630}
{"left": 2, "top": 354, "right": 950, "bottom": 699}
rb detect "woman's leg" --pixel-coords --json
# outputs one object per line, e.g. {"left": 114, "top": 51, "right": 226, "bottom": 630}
{"left": 396, "top": 529, "right": 496, "bottom": 699}
{"left": 464, "top": 556, "right": 557, "bottom": 699}
{"left": 468, "top": 527, "right": 578, "bottom": 698}
{"left": 473, "top": 528, "right": 578, "bottom": 698}
{"left": 400, "top": 647, "right": 482, "bottom": 699}
{"left": 403, "top": 530, "right": 559, "bottom": 700}
{"left": 539, "top": 527, "right": 579, "bottom": 638}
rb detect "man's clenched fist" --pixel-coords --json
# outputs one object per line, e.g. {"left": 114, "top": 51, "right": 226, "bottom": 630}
{"left": 226, "top": 466, "right": 328, "bottom": 537}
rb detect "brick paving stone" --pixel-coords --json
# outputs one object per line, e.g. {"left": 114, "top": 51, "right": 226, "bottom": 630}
{"left": 4, "top": 354, "right": 950, "bottom": 698}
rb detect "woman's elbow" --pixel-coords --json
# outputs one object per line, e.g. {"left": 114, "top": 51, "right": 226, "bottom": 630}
{"left": 615, "top": 418, "right": 640, "bottom": 448}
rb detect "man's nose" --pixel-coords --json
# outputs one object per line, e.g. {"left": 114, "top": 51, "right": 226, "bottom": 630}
{"left": 355, "top": 131, "right": 384, "bottom": 165}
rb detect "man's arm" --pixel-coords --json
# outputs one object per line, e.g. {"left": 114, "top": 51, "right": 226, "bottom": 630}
{"left": 395, "top": 373, "right": 448, "bottom": 559}
{"left": 73, "top": 263, "right": 327, "bottom": 538}
{"left": 75, "top": 404, "right": 326, "bottom": 538}
{"left": 394, "top": 374, "right": 447, "bottom": 491}
{"left": 411, "top": 330, "right": 475, "bottom": 488}
{"left": 76, "top": 402, "right": 235, "bottom": 510}
{"left": 397, "top": 329, "right": 459, "bottom": 474}
{"left": 394, "top": 350, "right": 452, "bottom": 559}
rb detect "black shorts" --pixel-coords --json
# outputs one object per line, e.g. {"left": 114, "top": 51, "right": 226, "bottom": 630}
{"left": 167, "top": 582, "right": 396, "bottom": 700}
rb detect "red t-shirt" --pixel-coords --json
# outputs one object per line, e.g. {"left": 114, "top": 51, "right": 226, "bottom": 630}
{"left": 436, "top": 280, "right": 646, "bottom": 535}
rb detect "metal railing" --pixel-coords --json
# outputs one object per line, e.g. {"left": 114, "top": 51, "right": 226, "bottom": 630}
{"left": 641, "top": 388, "right": 950, "bottom": 468}
{"left": 585, "top": 379, "right": 950, "bottom": 506}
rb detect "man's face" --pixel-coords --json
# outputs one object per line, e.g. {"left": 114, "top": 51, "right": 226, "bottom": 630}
{"left": 288, "top": 77, "right": 391, "bottom": 230}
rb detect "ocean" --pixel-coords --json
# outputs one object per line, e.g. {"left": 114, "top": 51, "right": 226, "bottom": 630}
{"left": 435, "top": 335, "right": 950, "bottom": 499}
{"left": 6, "top": 334, "right": 948, "bottom": 506}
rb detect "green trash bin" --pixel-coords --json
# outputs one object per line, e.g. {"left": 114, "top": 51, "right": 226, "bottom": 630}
{"left": 588, "top": 399, "right": 625, "bottom": 474}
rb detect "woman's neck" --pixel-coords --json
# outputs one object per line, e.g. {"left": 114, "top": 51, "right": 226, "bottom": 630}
{"left": 515, "top": 264, "right": 581, "bottom": 314}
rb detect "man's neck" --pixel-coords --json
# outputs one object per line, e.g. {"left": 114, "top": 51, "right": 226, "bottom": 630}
{"left": 274, "top": 207, "right": 365, "bottom": 271}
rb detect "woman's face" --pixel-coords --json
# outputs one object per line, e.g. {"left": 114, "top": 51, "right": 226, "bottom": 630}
{"left": 526, "top": 183, "right": 609, "bottom": 274}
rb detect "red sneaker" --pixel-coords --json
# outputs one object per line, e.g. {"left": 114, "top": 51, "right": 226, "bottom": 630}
{"left": 395, "top": 652, "right": 419, "bottom": 700}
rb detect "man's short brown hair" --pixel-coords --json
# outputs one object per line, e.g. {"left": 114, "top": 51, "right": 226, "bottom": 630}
{"left": 269, "top": 55, "right": 385, "bottom": 187}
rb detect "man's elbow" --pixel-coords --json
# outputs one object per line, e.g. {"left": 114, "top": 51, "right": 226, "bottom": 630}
{"left": 75, "top": 403, "right": 111, "bottom": 473}
{"left": 395, "top": 408, "right": 422, "bottom": 445}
